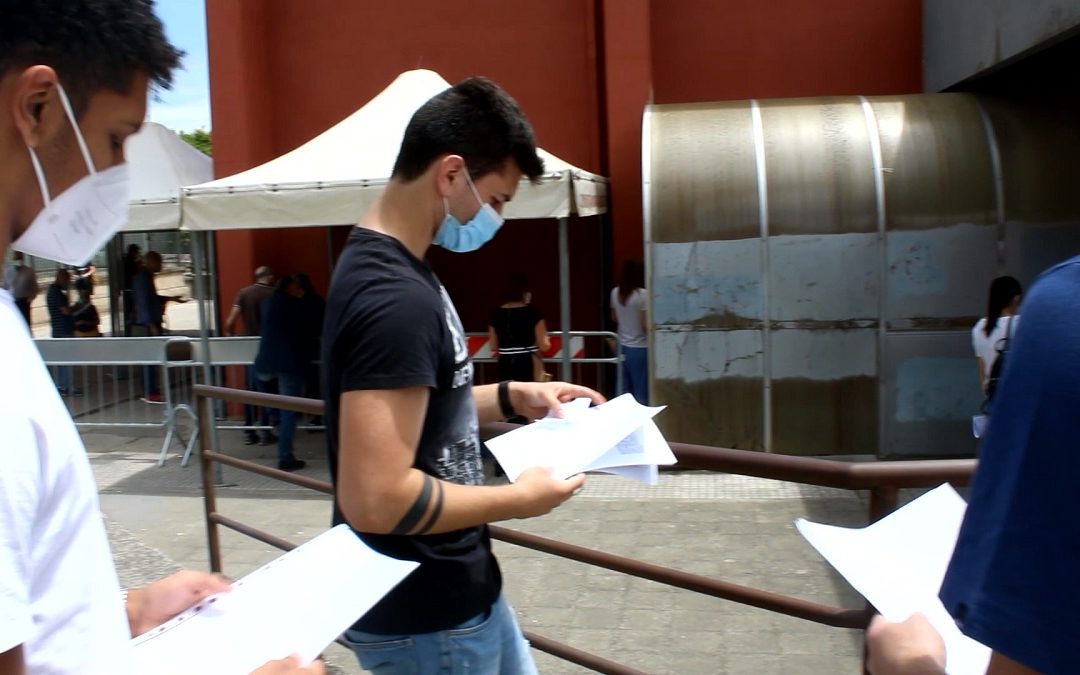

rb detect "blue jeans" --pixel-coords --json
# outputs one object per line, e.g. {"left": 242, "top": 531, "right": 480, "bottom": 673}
{"left": 54, "top": 365, "right": 72, "bottom": 392}
{"left": 143, "top": 364, "right": 159, "bottom": 396}
{"left": 244, "top": 367, "right": 275, "bottom": 429}
{"left": 342, "top": 594, "right": 537, "bottom": 675}
{"left": 259, "top": 370, "right": 303, "bottom": 462}
{"left": 620, "top": 345, "right": 649, "bottom": 405}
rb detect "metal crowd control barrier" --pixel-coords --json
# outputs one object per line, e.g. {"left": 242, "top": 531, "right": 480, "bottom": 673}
{"left": 35, "top": 337, "right": 200, "bottom": 466}
{"left": 34, "top": 335, "right": 302, "bottom": 469}
{"left": 192, "top": 384, "right": 978, "bottom": 674}
{"left": 466, "top": 330, "right": 624, "bottom": 392}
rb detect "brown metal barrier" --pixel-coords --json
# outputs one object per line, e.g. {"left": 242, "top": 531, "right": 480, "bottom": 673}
{"left": 193, "top": 384, "right": 976, "bottom": 674}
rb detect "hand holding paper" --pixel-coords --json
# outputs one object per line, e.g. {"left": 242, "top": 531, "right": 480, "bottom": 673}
{"left": 130, "top": 525, "right": 418, "bottom": 675}
{"left": 795, "top": 485, "right": 990, "bottom": 675}
{"left": 485, "top": 394, "right": 676, "bottom": 484}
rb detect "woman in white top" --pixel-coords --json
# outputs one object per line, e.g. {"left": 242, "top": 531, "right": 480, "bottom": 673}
{"left": 610, "top": 259, "right": 649, "bottom": 404}
{"left": 972, "top": 275, "right": 1022, "bottom": 394}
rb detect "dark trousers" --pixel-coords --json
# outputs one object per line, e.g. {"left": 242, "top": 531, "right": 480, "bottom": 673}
{"left": 497, "top": 353, "right": 536, "bottom": 383}
{"left": 244, "top": 367, "right": 278, "bottom": 429}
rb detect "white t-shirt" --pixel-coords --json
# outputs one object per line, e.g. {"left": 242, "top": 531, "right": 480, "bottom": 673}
{"left": 610, "top": 287, "right": 647, "bottom": 348}
{"left": 972, "top": 315, "right": 1020, "bottom": 378}
{"left": 0, "top": 290, "right": 131, "bottom": 673}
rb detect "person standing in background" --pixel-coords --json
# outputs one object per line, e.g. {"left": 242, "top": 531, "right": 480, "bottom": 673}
{"left": 132, "top": 251, "right": 183, "bottom": 403}
{"left": 4, "top": 252, "right": 38, "bottom": 326}
{"left": 253, "top": 276, "right": 309, "bottom": 472}
{"left": 121, "top": 243, "right": 141, "bottom": 335}
{"left": 972, "top": 275, "right": 1022, "bottom": 395}
{"left": 610, "top": 258, "right": 649, "bottom": 404}
{"left": 72, "top": 284, "right": 100, "bottom": 337}
{"left": 46, "top": 268, "right": 78, "bottom": 397}
{"left": 226, "top": 265, "right": 278, "bottom": 445}
{"left": 488, "top": 273, "right": 550, "bottom": 385}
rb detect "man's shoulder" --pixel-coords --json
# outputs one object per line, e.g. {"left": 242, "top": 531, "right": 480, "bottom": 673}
{"left": 238, "top": 282, "right": 271, "bottom": 301}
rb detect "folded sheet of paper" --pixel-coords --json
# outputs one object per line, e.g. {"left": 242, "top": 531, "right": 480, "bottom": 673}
{"left": 484, "top": 393, "right": 677, "bottom": 484}
{"left": 130, "top": 525, "right": 418, "bottom": 675}
{"left": 795, "top": 484, "right": 990, "bottom": 675}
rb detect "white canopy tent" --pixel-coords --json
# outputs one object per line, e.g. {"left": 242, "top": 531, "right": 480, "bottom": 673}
{"left": 181, "top": 69, "right": 606, "bottom": 231}
{"left": 124, "top": 122, "right": 213, "bottom": 232}
{"left": 181, "top": 69, "right": 609, "bottom": 380}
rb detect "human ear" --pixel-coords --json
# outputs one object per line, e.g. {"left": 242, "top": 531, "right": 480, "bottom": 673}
{"left": 435, "top": 154, "right": 466, "bottom": 198}
{"left": 10, "top": 65, "right": 62, "bottom": 149}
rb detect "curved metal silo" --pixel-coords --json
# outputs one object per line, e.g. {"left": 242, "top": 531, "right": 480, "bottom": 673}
{"left": 643, "top": 94, "right": 1080, "bottom": 457}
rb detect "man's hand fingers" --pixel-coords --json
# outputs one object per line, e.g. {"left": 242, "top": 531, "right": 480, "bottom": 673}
{"left": 564, "top": 473, "right": 587, "bottom": 494}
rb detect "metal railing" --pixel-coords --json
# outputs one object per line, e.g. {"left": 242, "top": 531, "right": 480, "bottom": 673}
{"left": 192, "top": 384, "right": 977, "bottom": 673}
{"left": 466, "top": 330, "right": 623, "bottom": 391}
{"left": 36, "top": 337, "right": 201, "bottom": 465}
{"left": 34, "top": 335, "right": 315, "bottom": 468}
{"left": 36, "top": 330, "right": 624, "bottom": 469}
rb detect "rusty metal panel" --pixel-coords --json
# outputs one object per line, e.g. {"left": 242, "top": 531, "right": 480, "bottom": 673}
{"left": 645, "top": 93, "right": 1080, "bottom": 458}
{"left": 871, "top": 96, "right": 997, "bottom": 230}
{"left": 768, "top": 234, "right": 879, "bottom": 322}
{"left": 882, "top": 332, "right": 982, "bottom": 457}
{"left": 653, "top": 329, "right": 763, "bottom": 450}
{"left": 770, "top": 329, "right": 877, "bottom": 455}
{"left": 759, "top": 98, "right": 877, "bottom": 235}
{"left": 647, "top": 103, "right": 759, "bottom": 243}
{"left": 885, "top": 224, "right": 999, "bottom": 328}
{"left": 652, "top": 240, "right": 762, "bottom": 328}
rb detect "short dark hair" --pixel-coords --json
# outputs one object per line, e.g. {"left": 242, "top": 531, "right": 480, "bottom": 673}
{"left": 0, "top": 0, "right": 183, "bottom": 115}
{"left": 503, "top": 273, "right": 529, "bottom": 303}
{"left": 391, "top": 76, "right": 544, "bottom": 183}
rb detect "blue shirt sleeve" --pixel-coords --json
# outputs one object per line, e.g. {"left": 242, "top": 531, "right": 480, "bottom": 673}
{"left": 939, "top": 256, "right": 1080, "bottom": 674}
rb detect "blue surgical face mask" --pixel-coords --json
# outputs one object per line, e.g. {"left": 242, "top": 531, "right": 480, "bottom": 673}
{"left": 434, "top": 170, "right": 504, "bottom": 253}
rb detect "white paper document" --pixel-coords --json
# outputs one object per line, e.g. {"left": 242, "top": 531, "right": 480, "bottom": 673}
{"left": 795, "top": 484, "right": 991, "bottom": 675}
{"left": 131, "top": 525, "right": 418, "bottom": 675}
{"left": 484, "top": 394, "right": 677, "bottom": 484}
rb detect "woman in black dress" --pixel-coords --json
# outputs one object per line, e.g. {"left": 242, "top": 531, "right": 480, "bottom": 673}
{"left": 488, "top": 274, "right": 551, "bottom": 384}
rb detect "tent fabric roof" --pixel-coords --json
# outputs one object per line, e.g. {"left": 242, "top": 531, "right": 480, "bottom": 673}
{"left": 180, "top": 69, "right": 607, "bottom": 231}
{"left": 124, "top": 122, "right": 213, "bottom": 232}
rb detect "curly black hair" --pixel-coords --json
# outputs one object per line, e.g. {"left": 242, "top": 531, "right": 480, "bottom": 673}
{"left": 391, "top": 76, "right": 545, "bottom": 184}
{"left": 0, "top": 0, "right": 183, "bottom": 115}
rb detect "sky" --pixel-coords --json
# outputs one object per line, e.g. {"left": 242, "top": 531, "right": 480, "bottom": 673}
{"left": 147, "top": 0, "right": 212, "bottom": 132}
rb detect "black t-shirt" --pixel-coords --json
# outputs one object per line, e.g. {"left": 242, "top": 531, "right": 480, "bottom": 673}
{"left": 322, "top": 227, "right": 500, "bottom": 635}
{"left": 490, "top": 305, "right": 543, "bottom": 352}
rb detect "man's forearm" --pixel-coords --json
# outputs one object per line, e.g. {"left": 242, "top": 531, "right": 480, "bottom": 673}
{"left": 342, "top": 467, "right": 526, "bottom": 535}
{"left": 474, "top": 382, "right": 508, "bottom": 424}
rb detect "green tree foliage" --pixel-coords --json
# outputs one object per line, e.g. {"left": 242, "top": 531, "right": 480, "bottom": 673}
{"left": 179, "top": 128, "right": 212, "bottom": 156}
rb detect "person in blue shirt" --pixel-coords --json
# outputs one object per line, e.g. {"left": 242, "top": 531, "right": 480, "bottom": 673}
{"left": 867, "top": 255, "right": 1080, "bottom": 675}
{"left": 254, "top": 276, "right": 309, "bottom": 472}
{"left": 131, "top": 251, "right": 185, "bottom": 403}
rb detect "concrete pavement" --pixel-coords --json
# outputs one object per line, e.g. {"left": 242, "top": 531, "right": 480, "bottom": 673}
{"left": 90, "top": 427, "right": 882, "bottom": 674}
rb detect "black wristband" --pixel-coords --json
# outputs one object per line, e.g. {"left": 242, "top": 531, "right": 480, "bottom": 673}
{"left": 498, "top": 380, "right": 515, "bottom": 419}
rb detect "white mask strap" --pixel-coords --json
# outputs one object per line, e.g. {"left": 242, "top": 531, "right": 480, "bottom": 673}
{"left": 464, "top": 170, "right": 484, "bottom": 206}
{"left": 55, "top": 83, "right": 97, "bottom": 175}
{"left": 27, "top": 147, "right": 52, "bottom": 206}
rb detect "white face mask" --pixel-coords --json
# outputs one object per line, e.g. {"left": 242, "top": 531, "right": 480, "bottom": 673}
{"left": 12, "top": 83, "right": 131, "bottom": 267}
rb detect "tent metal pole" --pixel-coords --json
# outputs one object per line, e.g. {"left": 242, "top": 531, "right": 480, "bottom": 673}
{"left": 192, "top": 230, "right": 224, "bottom": 485}
{"left": 558, "top": 217, "right": 571, "bottom": 382}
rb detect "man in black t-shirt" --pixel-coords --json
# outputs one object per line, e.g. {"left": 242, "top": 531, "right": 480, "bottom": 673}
{"left": 323, "top": 77, "right": 602, "bottom": 673}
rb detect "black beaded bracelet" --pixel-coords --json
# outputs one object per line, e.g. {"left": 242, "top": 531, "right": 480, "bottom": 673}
{"left": 498, "top": 380, "right": 515, "bottom": 419}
